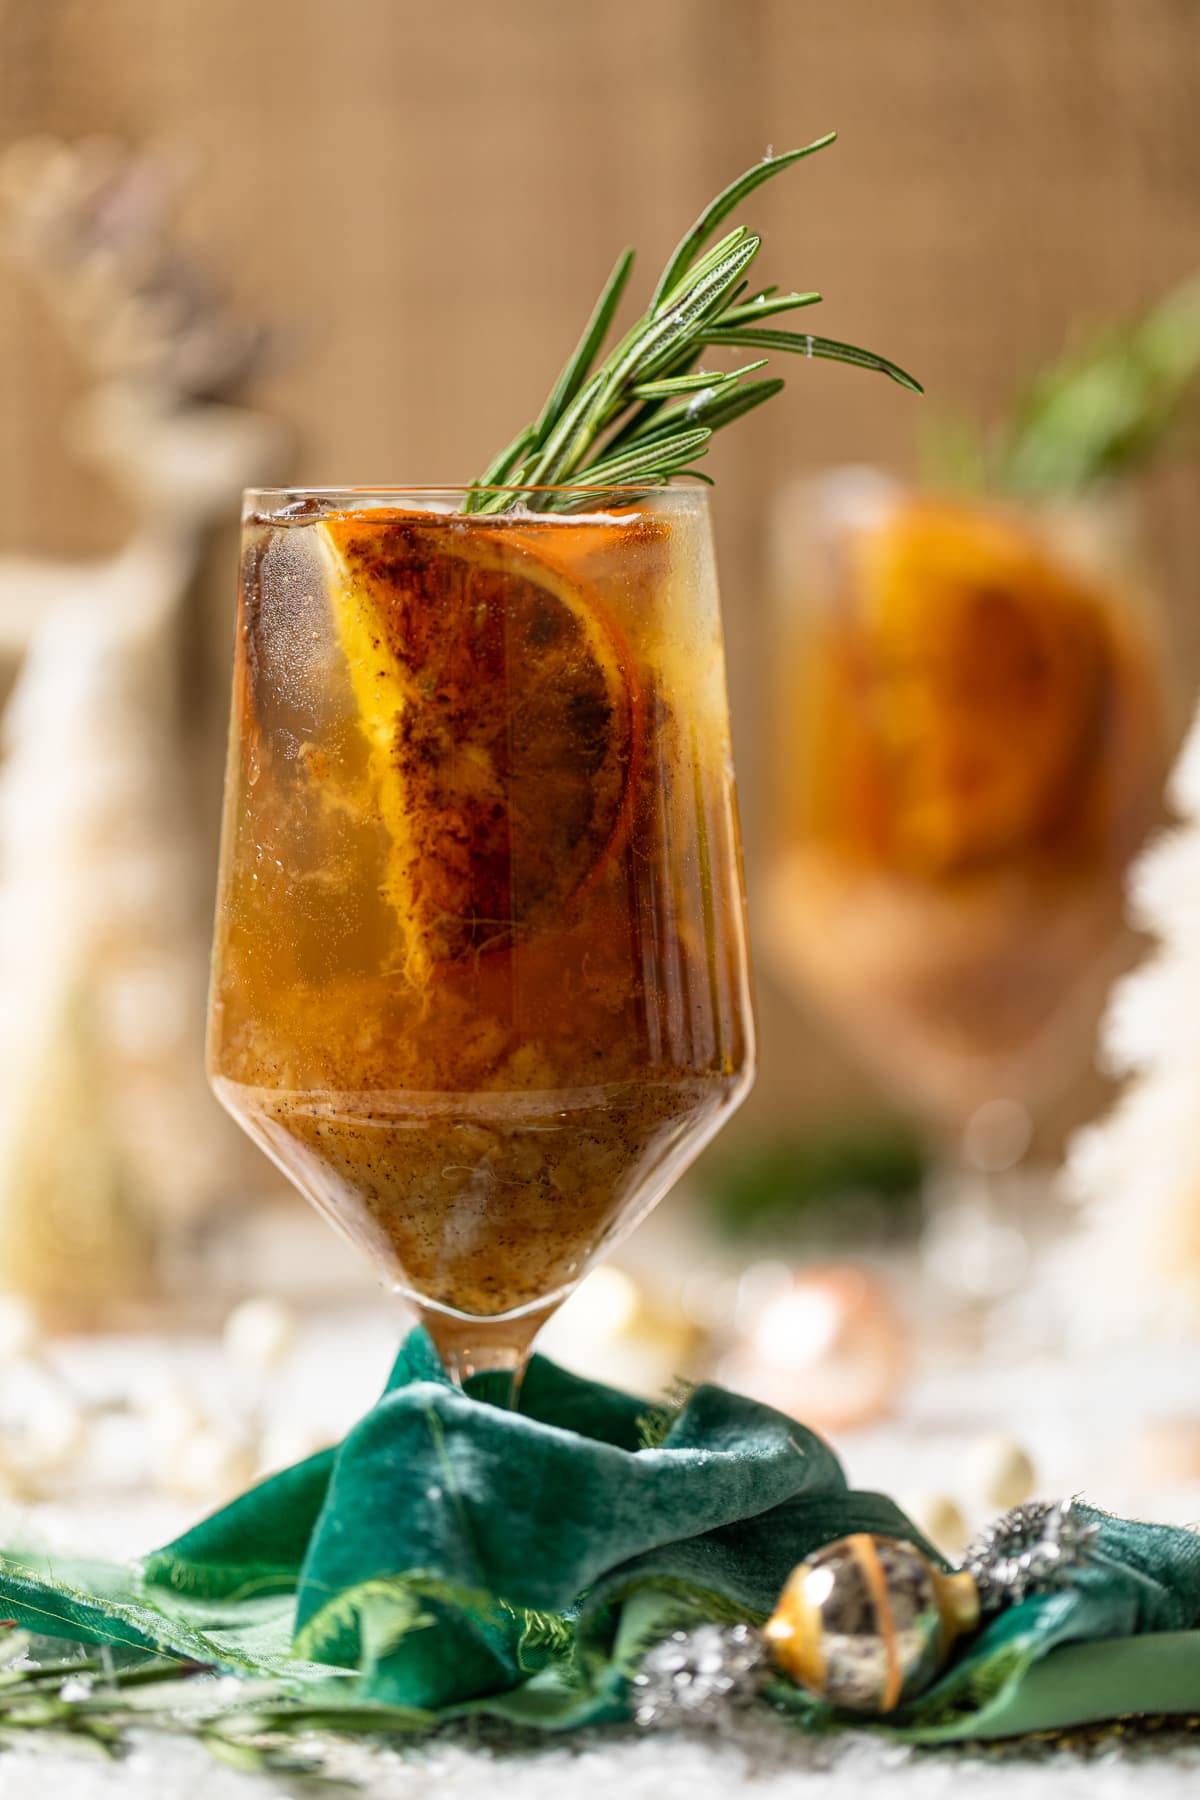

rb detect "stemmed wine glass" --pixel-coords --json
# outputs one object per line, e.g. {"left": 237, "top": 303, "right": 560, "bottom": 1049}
{"left": 208, "top": 485, "right": 754, "bottom": 1385}
{"left": 761, "top": 471, "right": 1169, "bottom": 1293}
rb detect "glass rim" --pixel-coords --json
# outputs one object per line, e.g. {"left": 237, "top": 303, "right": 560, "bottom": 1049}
{"left": 244, "top": 481, "right": 710, "bottom": 506}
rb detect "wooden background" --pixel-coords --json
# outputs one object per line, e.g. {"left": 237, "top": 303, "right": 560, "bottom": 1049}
{"left": 1, "top": 0, "right": 1197, "bottom": 1141}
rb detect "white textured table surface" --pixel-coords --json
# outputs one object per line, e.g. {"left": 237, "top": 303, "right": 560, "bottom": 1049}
{"left": 0, "top": 1305, "right": 1197, "bottom": 1798}
{"left": 0, "top": 1711, "right": 1198, "bottom": 1800}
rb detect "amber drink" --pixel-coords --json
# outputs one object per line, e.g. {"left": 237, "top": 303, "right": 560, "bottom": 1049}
{"left": 209, "top": 487, "right": 754, "bottom": 1378}
{"left": 764, "top": 473, "right": 1168, "bottom": 1129}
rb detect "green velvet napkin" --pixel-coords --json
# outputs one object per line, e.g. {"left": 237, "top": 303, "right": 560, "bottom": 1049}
{"left": 0, "top": 1326, "right": 1198, "bottom": 1741}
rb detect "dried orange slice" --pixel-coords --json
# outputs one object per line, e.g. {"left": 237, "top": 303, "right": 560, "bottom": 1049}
{"left": 319, "top": 510, "right": 643, "bottom": 979}
{"left": 846, "top": 500, "right": 1111, "bottom": 876}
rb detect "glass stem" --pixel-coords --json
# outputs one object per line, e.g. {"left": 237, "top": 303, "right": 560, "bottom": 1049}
{"left": 922, "top": 1098, "right": 1034, "bottom": 1304}
{"left": 416, "top": 1301, "right": 556, "bottom": 1406}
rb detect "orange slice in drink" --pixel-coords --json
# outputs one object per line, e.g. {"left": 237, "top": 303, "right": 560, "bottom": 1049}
{"left": 319, "top": 511, "right": 643, "bottom": 980}
{"left": 847, "top": 500, "right": 1112, "bottom": 876}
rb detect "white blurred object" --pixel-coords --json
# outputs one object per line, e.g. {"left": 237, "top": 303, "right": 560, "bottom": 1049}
{"left": 963, "top": 1433, "right": 1037, "bottom": 1511}
{"left": 0, "top": 1295, "right": 40, "bottom": 1363}
{"left": 538, "top": 1265, "right": 704, "bottom": 1397}
{"left": 898, "top": 1490, "right": 968, "bottom": 1556}
{"left": 0, "top": 137, "right": 290, "bottom": 1314}
{"left": 1059, "top": 698, "right": 1200, "bottom": 1341}
{"left": 256, "top": 1419, "right": 331, "bottom": 1477}
{"left": 163, "top": 1423, "right": 257, "bottom": 1503}
{"left": 0, "top": 1357, "right": 84, "bottom": 1476}
{"left": 133, "top": 1370, "right": 208, "bottom": 1456}
{"left": 921, "top": 1192, "right": 1032, "bottom": 1301}
{"left": 223, "top": 1296, "right": 297, "bottom": 1372}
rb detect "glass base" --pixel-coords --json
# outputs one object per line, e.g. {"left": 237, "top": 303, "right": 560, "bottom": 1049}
{"left": 412, "top": 1295, "right": 560, "bottom": 1395}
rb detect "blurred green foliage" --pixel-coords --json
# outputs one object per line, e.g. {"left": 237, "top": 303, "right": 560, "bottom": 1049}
{"left": 924, "top": 273, "right": 1200, "bottom": 495}
{"left": 703, "top": 1122, "right": 926, "bottom": 1247}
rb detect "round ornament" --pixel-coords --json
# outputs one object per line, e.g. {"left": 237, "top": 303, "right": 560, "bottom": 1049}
{"left": 723, "top": 1264, "right": 909, "bottom": 1432}
{"left": 964, "top": 1433, "right": 1037, "bottom": 1511}
{"left": 764, "top": 1533, "right": 979, "bottom": 1712}
{"left": 898, "top": 1488, "right": 969, "bottom": 1555}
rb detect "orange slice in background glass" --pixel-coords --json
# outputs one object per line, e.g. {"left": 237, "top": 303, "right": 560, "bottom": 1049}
{"left": 319, "top": 511, "right": 644, "bottom": 980}
{"left": 843, "top": 500, "right": 1113, "bottom": 877}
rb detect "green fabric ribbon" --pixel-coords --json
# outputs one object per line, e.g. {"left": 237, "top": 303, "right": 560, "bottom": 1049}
{"left": 0, "top": 1326, "right": 1198, "bottom": 1740}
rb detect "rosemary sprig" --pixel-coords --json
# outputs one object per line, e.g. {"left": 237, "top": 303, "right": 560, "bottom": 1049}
{"left": 997, "top": 273, "right": 1200, "bottom": 493}
{"left": 923, "top": 272, "right": 1200, "bottom": 496}
{"left": 0, "top": 1633, "right": 428, "bottom": 1775}
{"left": 467, "top": 135, "right": 921, "bottom": 514}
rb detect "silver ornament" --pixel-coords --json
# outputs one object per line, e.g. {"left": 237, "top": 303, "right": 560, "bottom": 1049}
{"left": 630, "top": 1622, "right": 767, "bottom": 1728}
{"left": 962, "top": 1498, "right": 1098, "bottom": 1611}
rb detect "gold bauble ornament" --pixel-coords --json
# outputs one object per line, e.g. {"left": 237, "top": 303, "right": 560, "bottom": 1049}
{"left": 765, "top": 1532, "right": 979, "bottom": 1713}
